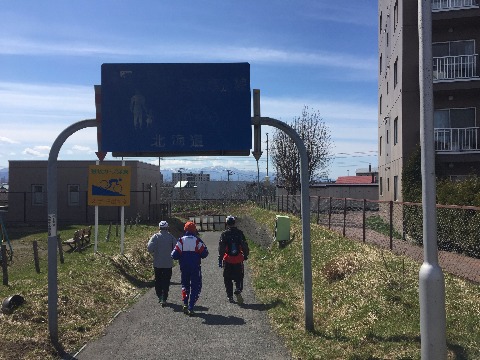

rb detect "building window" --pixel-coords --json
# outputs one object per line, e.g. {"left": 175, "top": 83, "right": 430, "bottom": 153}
{"left": 387, "top": 32, "right": 389, "bottom": 47}
{"left": 32, "top": 184, "right": 45, "bottom": 206}
{"left": 380, "top": 95, "right": 382, "bottom": 115}
{"left": 394, "top": 58, "right": 398, "bottom": 88}
{"left": 387, "top": 82, "right": 389, "bottom": 94}
{"left": 394, "top": 1, "right": 398, "bottom": 32}
{"left": 433, "top": 40, "right": 475, "bottom": 79}
{"left": 380, "top": 12, "right": 382, "bottom": 34}
{"left": 380, "top": 54, "right": 383, "bottom": 74}
{"left": 380, "top": 177, "right": 383, "bottom": 196}
{"left": 434, "top": 108, "right": 476, "bottom": 128}
{"left": 394, "top": 117, "right": 398, "bottom": 145}
{"left": 433, "top": 40, "right": 474, "bottom": 57}
{"left": 380, "top": 136, "right": 383, "bottom": 156}
{"left": 68, "top": 184, "right": 80, "bottom": 207}
{"left": 394, "top": 176, "right": 398, "bottom": 201}
{"left": 434, "top": 108, "right": 476, "bottom": 151}
{"left": 387, "top": 177, "right": 390, "bottom": 192}
{"left": 386, "top": 130, "right": 389, "bottom": 144}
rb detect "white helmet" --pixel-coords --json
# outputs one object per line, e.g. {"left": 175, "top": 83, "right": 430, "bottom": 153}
{"left": 159, "top": 221, "right": 169, "bottom": 229}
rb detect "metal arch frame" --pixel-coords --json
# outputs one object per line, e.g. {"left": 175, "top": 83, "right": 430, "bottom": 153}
{"left": 251, "top": 112, "right": 314, "bottom": 332}
{"left": 47, "top": 119, "right": 96, "bottom": 345}
{"left": 47, "top": 92, "right": 316, "bottom": 347}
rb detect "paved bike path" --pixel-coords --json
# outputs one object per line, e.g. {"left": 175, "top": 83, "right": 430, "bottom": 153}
{"left": 75, "top": 231, "right": 292, "bottom": 360}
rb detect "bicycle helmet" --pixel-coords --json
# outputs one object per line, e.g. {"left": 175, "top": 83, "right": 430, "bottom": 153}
{"left": 226, "top": 215, "right": 236, "bottom": 226}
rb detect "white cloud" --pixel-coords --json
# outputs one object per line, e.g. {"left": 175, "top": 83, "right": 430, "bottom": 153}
{"left": 301, "top": 2, "right": 377, "bottom": 27}
{"left": 0, "top": 81, "right": 95, "bottom": 115}
{"left": 22, "top": 146, "right": 50, "bottom": 157}
{"left": 0, "top": 36, "right": 376, "bottom": 74}
{"left": 261, "top": 96, "right": 377, "bottom": 123}
{"left": 0, "top": 136, "right": 19, "bottom": 144}
{"left": 71, "top": 145, "right": 93, "bottom": 152}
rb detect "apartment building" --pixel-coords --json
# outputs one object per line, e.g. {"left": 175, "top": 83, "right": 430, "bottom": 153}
{"left": 378, "top": 0, "right": 480, "bottom": 201}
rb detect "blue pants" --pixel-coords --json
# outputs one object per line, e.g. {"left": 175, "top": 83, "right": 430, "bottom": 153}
{"left": 180, "top": 266, "right": 203, "bottom": 310}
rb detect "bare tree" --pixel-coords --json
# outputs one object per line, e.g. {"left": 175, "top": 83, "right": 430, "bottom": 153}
{"left": 271, "top": 106, "right": 333, "bottom": 195}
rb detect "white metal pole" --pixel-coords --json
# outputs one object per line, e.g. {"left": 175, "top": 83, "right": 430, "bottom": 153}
{"left": 121, "top": 159, "right": 125, "bottom": 255}
{"left": 418, "top": 1, "right": 447, "bottom": 358}
{"left": 94, "top": 160, "right": 99, "bottom": 253}
{"left": 47, "top": 119, "right": 96, "bottom": 346}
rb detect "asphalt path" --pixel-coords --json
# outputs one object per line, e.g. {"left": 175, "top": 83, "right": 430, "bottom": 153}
{"left": 75, "top": 231, "right": 293, "bottom": 360}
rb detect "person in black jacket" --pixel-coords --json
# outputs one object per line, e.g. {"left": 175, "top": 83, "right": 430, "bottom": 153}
{"left": 218, "top": 215, "right": 249, "bottom": 304}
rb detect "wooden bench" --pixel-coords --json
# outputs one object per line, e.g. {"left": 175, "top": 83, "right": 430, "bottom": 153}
{"left": 62, "top": 226, "right": 92, "bottom": 252}
{"left": 82, "top": 225, "right": 92, "bottom": 245}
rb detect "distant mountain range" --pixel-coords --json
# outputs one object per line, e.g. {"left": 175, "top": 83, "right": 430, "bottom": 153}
{"left": 0, "top": 168, "right": 8, "bottom": 183}
{"left": 160, "top": 165, "right": 273, "bottom": 182}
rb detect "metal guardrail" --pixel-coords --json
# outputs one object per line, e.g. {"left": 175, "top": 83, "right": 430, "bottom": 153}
{"left": 434, "top": 127, "right": 480, "bottom": 151}
{"left": 188, "top": 215, "right": 226, "bottom": 231}
{"left": 433, "top": 54, "right": 478, "bottom": 81}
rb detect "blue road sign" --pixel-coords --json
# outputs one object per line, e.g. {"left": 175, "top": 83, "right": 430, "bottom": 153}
{"left": 101, "top": 63, "right": 252, "bottom": 156}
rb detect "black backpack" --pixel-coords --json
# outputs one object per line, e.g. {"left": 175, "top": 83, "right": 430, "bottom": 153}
{"left": 227, "top": 234, "right": 241, "bottom": 256}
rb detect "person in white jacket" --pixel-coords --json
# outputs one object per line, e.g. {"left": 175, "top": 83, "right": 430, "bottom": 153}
{"left": 147, "top": 221, "right": 177, "bottom": 307}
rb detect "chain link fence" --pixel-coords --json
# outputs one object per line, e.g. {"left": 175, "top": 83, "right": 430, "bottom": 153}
{"left": 257, "top": 195, "right": 480, "bottom": 283}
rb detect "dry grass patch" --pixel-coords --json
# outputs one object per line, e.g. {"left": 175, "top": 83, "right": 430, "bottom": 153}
{"left": 322, "top": 253, "right": 362, "bottom": 283}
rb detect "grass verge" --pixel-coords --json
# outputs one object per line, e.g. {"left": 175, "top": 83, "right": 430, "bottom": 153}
{"left": 242, "top": 205, "right": 480, "bottom": 359}
{"left": 0, "top": 220, "right": 184, "bottom": 359}
{"left": 1, "top": 206, "right": 480, "bottom": 359}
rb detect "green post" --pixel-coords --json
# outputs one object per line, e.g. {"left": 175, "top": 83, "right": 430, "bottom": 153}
{"left": 275, "top": 215, "right": 290, "bottom": 248}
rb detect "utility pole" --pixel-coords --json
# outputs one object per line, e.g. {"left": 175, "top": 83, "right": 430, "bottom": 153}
{"left": 178, "top": 168, "right": 184, "bottom": 199}
{"left": 266, "top": 132, "right": 269, "bottom": 176}
{"left": 226, "top": 169, "right": 234, "bottom": 181}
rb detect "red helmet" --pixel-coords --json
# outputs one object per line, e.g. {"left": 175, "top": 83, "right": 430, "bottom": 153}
{"left": 184, "top": 221, "right": 197, "bottom": 233}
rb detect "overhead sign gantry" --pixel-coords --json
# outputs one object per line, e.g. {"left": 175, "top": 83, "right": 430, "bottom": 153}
{"left": 47, "top": 64, "right": 314, "bottom": 350}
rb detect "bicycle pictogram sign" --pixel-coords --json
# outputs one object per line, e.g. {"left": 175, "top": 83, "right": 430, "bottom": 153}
{"left": 88, "top": 165, "right": 131, "bottom": 206}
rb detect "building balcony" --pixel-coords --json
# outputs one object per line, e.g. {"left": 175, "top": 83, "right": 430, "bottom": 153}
{"left": 434, "top": 127, "right": 480, "bottom": 152}
{"left": 432, "top": 0, "right": 479, "bottom": 11}
{"left": 433, "top": 54, "right": 479, "bottom": 81}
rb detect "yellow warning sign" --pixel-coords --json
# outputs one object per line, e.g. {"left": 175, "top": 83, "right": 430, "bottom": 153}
{"left": 88, "top": 165, "right": 131, "bottom": 206}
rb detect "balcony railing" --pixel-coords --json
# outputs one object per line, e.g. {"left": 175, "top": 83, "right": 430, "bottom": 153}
{"left": 433, "top": 54, "right": 478, "bottom": 81}
{"left": 432, "top": 0, "right": 479, "bottom": 11}
{"left": 434, "top": 127, "right": 480, "bottom": 151}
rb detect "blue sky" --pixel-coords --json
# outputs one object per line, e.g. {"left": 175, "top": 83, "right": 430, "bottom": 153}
{"left": 0, "top": 1, "right": 378, "bottom": 180}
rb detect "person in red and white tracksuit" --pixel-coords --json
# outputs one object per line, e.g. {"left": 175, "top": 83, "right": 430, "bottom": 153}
{"left": 171, "top": 221, "right": 208, "bottom": 316}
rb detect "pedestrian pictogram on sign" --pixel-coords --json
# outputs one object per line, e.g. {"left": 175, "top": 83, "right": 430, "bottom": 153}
{"left": 88, "top": 165, "right": 131, "bottom": 206}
